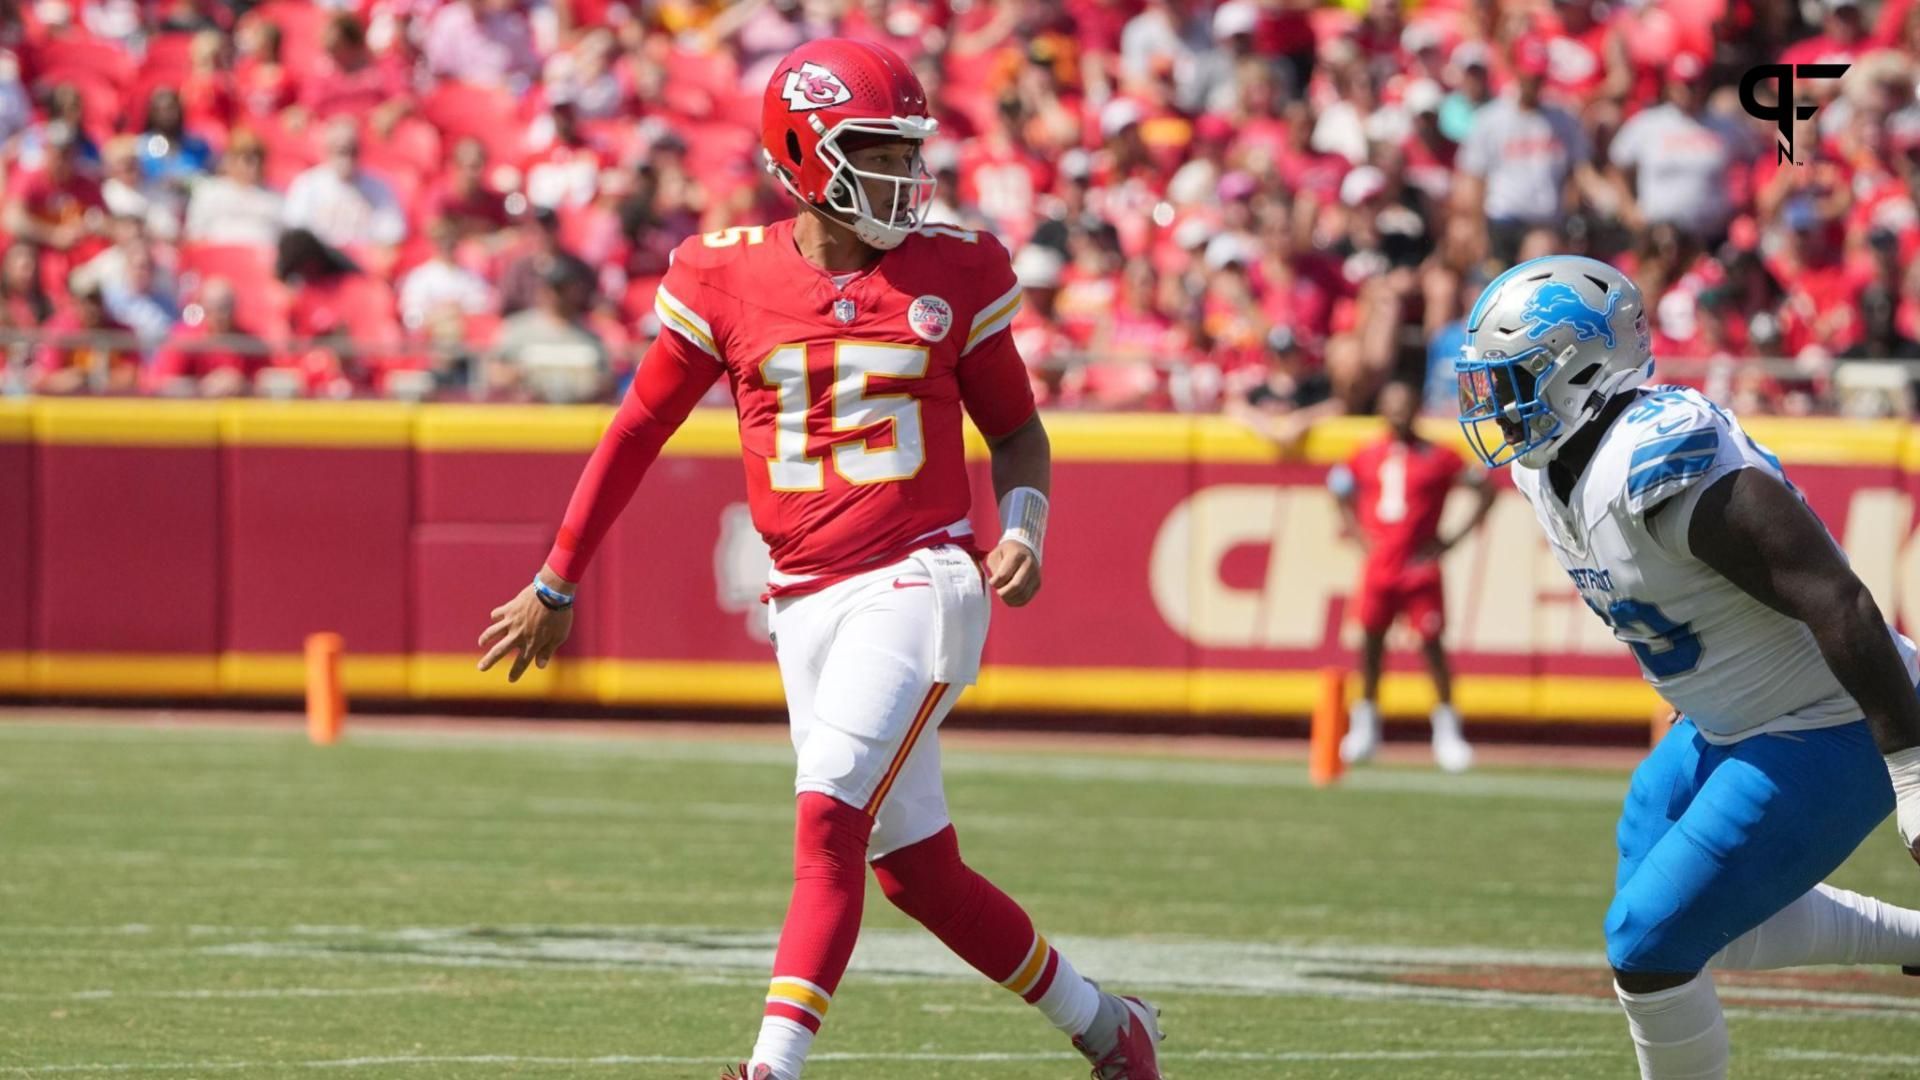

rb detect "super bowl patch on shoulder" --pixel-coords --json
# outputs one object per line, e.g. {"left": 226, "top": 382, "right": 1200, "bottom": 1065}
{"left": 907, "top": 295, "right": 952, "bottom": 343}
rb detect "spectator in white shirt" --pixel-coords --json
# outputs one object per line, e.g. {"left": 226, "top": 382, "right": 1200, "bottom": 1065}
{"left": 400, "top": 217, "right": 494, "bottom": 332}
{"left": 1608, "top": 52, "right": 1750, "bottom": 247}
{"left": 0, "top": 50, "right": 32, "bottom": 149}
{"left": 183, "top": 129, "right": 284, "bottom": 249}
{"left": 283, "top": 118, "right": 407, "bottom": 258}
{"left": 1119, "top": 0, "right": 1209, "bottom": 106}
{"left": 101, "top": 134, "right": 179, "bottom": 241}
{"left": 1455, "top": 34, "right": 1600, "bottom": 265}
{"left": 424, "top": 0, "right": 539, "bottom": 90}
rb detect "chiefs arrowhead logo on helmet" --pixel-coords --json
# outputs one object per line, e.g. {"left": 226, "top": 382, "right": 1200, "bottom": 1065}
{"left": 780, "top": 62, "right": 853, "bottom": 112}
{"left": 762, "top": 39, "right": 937, "bottom": 250}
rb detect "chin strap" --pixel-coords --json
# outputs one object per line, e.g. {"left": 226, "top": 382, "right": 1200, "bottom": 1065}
{"left": 792, "top": 196, "right": 888, "bottom": 250}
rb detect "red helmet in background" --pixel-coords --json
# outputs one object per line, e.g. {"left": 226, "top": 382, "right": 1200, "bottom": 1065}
{"left": 761, "top": 38, "right": 938, "bottom": 250}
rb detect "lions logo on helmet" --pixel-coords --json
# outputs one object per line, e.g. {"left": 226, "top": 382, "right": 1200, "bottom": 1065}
{"left": 1522, "top": 282, "right": 1620, "bottom": 350}
{"left": 1457, "top": 255, "right": 1653, "bottom": 470}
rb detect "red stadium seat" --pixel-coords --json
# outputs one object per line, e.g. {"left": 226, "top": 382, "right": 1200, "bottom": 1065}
{"left": 142, "top": 34, "right": 198, "bottom": 78}
{"left": 331, "top": 275, "right": 402, "bottom": 345}
{"left": 179, "top": 244, "right": 291, "bottom": 339}
{"left": 288, "top": 274, "right": 396, "bottom": 349}
{"left": 421, "top": 81, "right": 528, "bottom": 165}
{"left": 658, "top": 79, "right": 715, "bottom": 122}
{"left": 461, "top": 310, "right": 501, "bottom": 348}
{"left": 372, "top": 116, "right": 442, "bottom": 179}
{"left": 677, "top": 121, "right": 757, "bottom": 186}
{"left": 579, "top": 119, "right": 641, "bottom": 167}
{"left": 712, "top": 92, "right": 762, "bottom": 132}
{"left": 390, "top": 234, "right": 437, "bottom": 282}
{"left": 246, "top": 0, "right": 327, "bottom": 85}
{"left": 179, "top": 243, "right": 276, "bottom": 290}
{"left": 254, "top": 113, "right": 324, "bottom": 187}
{"left": 263, "top": 151, "right": 311, "bottom": 191}
{"left": 553, "top": 204, "right": 601, "bottom": 256}
{"left": 620, "top": 274, "right": 662, "bottom": 325}
{"left": 662, "top": 47, "right": 739, "bottom": 100}
{"left": 29, "top": 37, "right": 135, "bottom": 89}
{"left": 944, "top": 86, "right": 999, "bottom": 140}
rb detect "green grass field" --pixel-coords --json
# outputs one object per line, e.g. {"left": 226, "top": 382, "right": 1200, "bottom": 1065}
{"left": 7, "top": 717, "right": 1920, "bottom": 1079}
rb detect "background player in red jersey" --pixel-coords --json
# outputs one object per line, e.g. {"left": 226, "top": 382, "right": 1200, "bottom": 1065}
{"left": 1327, "top": 380, "right": 1496, "bottom": 773}
{"left": 475, "top": 38, "right": 1163, "bottom": 1080}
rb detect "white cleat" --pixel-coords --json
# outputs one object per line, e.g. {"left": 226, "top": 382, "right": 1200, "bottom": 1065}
{"left": 1432, "top": 731, "right": 1474, "bottom": 773}
{"left": 1342, "top": 704, "right": 1381, "bottom": 764}
{"left": 1073, "top": 991, "right": 1165, "bottom": 1080}
{"left": 1341, "top": 725, "right": 1379, "bottom": 765}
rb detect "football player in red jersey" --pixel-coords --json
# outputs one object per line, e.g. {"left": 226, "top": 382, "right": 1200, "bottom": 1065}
{"left": 1327, "top": 380, "right": 1496, "bottom": 772}
{"left": 476, "top": 38, "right": 1164, "bottom": 1080}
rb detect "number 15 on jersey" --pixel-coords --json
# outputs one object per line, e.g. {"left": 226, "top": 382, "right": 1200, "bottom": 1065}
{"left": 760, "top": 340, "right": 931, "bottom": 491}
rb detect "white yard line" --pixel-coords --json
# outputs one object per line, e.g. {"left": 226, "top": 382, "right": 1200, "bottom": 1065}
{"left": 0, "top": 721, "right": 1630, "bottom": 802}
{"left": 4, "top": 1048, "right": 1614, "bottom": 1074}
{"left": 174, "top": 925, "right": 1920, "bottom": 1023}
{"left": 0, "top": 983, "right": 624, "bottom": 1002}
{"left": 14, "top": 921, "right": 1920, "bottom": 1022}
{"left": 24, "top": 1046, "right": 1920, "bottom": 1075}
{"left": 1767, "top": 1048, "right": 1920, "bottom": 1065}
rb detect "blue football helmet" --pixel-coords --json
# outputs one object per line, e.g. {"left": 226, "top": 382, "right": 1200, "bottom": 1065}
{"left": 1457, "top": 255, "right": 1653, "bottom": 468}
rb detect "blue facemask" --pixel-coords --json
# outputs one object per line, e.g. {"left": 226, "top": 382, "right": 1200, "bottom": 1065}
{"left": 1455, "top": 346, "right": 1560, "bottom": 469}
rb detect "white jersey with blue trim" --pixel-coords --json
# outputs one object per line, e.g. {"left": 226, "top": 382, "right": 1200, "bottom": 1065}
{"left": 1512, "top": 385, "right": 1918, "bottom": 744}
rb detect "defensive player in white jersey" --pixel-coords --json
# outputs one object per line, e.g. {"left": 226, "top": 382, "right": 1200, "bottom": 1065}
{"left": 1459, "top": 255, "right": 1920, "bottom": 1079}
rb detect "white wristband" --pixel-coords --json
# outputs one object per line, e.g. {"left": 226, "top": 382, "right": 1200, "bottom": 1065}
{"left": 998, "top": 486, "right": 1049, "bottom": 563}
{"left": 1887, "top": 746, "right": 1920, "bottom": 850}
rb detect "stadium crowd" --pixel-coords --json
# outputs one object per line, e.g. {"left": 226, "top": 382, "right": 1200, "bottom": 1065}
{"left": 0, "top": 0, "right": 1916, "bottom": 421}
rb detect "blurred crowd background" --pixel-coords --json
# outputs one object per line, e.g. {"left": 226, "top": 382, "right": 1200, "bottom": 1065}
{"left": 1, "top": 0, "right": 1917, "bottom": 426}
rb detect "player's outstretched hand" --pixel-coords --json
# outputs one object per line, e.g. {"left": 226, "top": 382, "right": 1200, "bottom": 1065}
{"left": 477, "top": 583, "right": 574, "bottom": 683}
{"left": 986, "top": 540, "right": 1041, "bottom": 607}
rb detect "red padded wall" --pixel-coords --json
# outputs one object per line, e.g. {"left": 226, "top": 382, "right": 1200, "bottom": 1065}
{"left": 0, "top": 439, "right": 29, "bottom": 653}
{"left": 36, "top": 445, "right": 220, "bottom": 653}
{"left": 416, "top": 450, "right": 585, "bottom": 527}
{"left": 224, "top": 446, "right": 413, "bottom": 654}
{"left": 410, "top": 523, "right": 604, "bottom": 659}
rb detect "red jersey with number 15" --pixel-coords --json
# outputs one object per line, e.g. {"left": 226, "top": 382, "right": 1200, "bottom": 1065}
{"left": 651, "top": 219, "right": 1033, "bottom": 587}
{"left": 1344, "top": 435, "right": 1463, "bottom": 573}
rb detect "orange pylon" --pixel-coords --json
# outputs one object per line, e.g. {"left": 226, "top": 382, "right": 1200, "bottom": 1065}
{"left": 1309, "top": 666, "right": 1348, "bottom": 787}
{"left": 305, "top": 632, "right": 345, "bottom": 745}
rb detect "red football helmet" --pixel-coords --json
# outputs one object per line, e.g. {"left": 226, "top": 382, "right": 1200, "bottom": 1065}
{"left": 761, "top": 38, "right": 938, "bottom": 250}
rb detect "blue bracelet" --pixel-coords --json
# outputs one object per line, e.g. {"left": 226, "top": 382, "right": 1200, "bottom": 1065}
{"left": 532, "top": 578, "right": 575, "bottom": 611}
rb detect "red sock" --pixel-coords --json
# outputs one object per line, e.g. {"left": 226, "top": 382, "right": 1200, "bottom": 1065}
{"left": 872, "top": 825, "right": 1061, "bottom": 1002}
{"left": 762, "top": 792, "right": 873, "bottom": 1033}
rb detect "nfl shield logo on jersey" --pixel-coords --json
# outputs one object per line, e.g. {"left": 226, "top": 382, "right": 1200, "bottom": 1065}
{"left": 907, "top": 296, "right": 952, "bottom": 343}
{"left": 833, "top": 298, "right": 857, "bottom": 324}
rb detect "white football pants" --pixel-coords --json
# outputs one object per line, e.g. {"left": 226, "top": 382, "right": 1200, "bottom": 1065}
{"left": 766, "top": 543, "right": 990, "bottom": 858}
